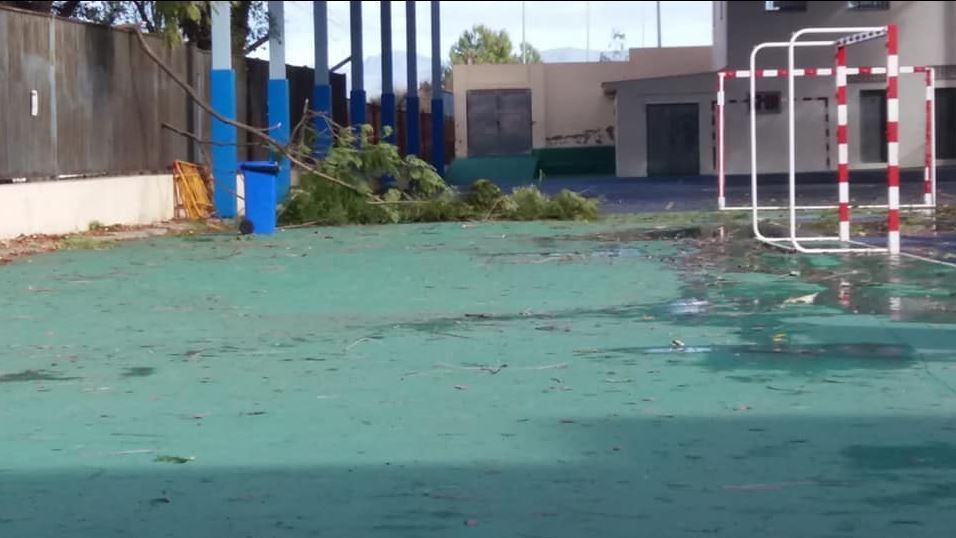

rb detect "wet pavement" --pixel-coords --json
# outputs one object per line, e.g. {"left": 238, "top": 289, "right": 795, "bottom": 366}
{"left": 1, "top": 221, "right": 956, "bottom": 537}
{"left": 534, "top": 169, "right": 956, "bottom": 214}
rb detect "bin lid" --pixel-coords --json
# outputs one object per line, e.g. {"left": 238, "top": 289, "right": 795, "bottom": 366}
{"left": 240, "top": 161, "right": 280, "bottom": 174}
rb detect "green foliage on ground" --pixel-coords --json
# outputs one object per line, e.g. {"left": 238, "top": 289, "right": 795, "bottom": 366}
{"left": 59, "top": 236, "right": 114, "bottom": 251}
{"left": 278, "top": 126, "right": 599, "bottom": 226}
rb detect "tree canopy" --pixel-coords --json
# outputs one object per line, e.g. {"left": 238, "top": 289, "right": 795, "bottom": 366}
{"left": 448, "top": 24, "right": 541, "bottom": 66}
{"left": 445, "top": 24, "right": 541, "bottom": 90}
{"left": 1, "top": 1, "right": 270, "bottom": 54}
{"left": 514, "top": 42, "right": 542, "bottom": 64}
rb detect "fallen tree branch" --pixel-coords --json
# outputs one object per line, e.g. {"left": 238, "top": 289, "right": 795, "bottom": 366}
{"left": 161, "top": 122, "right": 263, "bottom": 147}
{"left": 243, "top": 34, "right": 269, "bottom": 56}
{"left": 129, "top": 26, "right": 380, "bottom": 201}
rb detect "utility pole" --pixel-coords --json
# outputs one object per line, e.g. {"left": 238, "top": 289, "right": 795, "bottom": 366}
{"left": 521, "top": 1, "right": 526, "bottom": 63}
{"left": 585, "top": 1, "right": 590, "bottom": 61}
{"left": 656, "top": 0, "right": 662, "bottom": 48}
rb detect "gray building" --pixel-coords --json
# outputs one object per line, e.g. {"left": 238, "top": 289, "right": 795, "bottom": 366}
{"left": 607, "top": 0, "right": 956, "bottom": 178}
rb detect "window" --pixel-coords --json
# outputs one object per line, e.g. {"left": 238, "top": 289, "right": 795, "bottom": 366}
{"left": 860, "top": 90, "right": 887, "bottom": 163}
{"left": 755, "top": 91, "right": 782, "bottom": 114}
{"left": 765, "top": 1, "right": 807, "bottom": 11}
{"left": 937, "top": 88, "right": 956, "bottom": 159}
{"left": 848, "top": 1, "right": 890, "bottom": 9}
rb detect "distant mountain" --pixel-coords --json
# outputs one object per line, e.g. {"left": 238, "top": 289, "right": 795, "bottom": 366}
{"left": 340, "top": 52, "right": 432, "bottom": 96}
{"left": 345, "top": 47, "right": 598, "bottom": 96}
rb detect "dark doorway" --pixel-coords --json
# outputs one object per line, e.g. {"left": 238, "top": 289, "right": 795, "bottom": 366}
{"left": 466, "top": 89, "right": 533, "bottom": 156}
{"left": 860, "top": 90, "right": 888, "bottom": 163}
{"left": 936, "top": 88, "right": 956, "bottom": 159}
{"left": 646, "top": 103, "right": 699, "bottom": 176}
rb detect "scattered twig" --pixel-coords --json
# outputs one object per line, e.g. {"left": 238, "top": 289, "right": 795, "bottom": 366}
{"left": 154, "top": 455, "right": 194, "bottom": 464}
{"left": 161, "top": 122, "right": 263, "bottom": 147}
{"left": 278, "top": 221, "right": 320, "bottom": 230}
{"left": 346, "top": 337, "right": 371, "bottom": 350}
{"left": 723, "top": 481, "right": 815, "bottom": 491}
{"left": 482, "top": 198, "right": 504, "bottom": 222}
{"left": 435, "top": 362, "right": 507, "bottom": 374}
{"left": 766, "top": 385, "right": 808, "bottom": 394}
{"left": 432, "top": 332, "right": 473, "bottom": 340}
{"left": 110, "top": 449, "right": 156, "bottom": 456}
{"left": 520, "top": 363, "right": 568, "bottom": 371}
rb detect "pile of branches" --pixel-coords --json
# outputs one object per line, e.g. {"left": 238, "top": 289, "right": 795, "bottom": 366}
{"left": 133, "top": 29, "right": 599, "bottom": 226}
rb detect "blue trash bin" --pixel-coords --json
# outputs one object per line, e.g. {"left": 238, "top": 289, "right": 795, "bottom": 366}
{"left": 240, "top": 161, "right": 279, "bottom": 235}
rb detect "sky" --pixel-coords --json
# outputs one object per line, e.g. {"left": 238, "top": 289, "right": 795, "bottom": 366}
{"left": 251, "top": 1, "right": 713, "bottom": 92}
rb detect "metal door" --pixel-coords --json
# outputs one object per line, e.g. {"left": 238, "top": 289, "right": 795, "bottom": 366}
{"left": 646, "top": 103, "right": 700, "bottom": 176}
{"left": 467, "top": 89, "right": 532, "bottom": 156}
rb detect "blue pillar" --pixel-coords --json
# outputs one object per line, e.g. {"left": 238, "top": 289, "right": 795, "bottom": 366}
{"left": 313, "top": 1, "right": 332, "bottom": 157}
{"left": 268, "top": 1, "right": 290, "bottom": 200}
{"left": 405, "top": 1, "right": 420, "bottom": 156}
{"left": 380, "top": 1, "right": 396, "bottom": 144}
{"left": 210, "top": 1, "right": 237, "bottom": 217}
{"left": 349, "top": 1, "right": 366, "bottom": 130}
{"left": 430, "top": 0, "right": 444, "bottom": 174}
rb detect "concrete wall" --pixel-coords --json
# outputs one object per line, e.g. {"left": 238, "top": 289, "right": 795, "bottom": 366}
{"left": 718, "top": 1, "right": 956, "bottom": 70}
{"left": 0, "top": 174, "right": 174, "bottom": 239}
{"left": 452, "top": 46, "right": 713, "bottom": 157}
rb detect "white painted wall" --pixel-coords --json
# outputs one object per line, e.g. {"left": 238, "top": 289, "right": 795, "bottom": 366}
{"left": 0, "top": 174, "right": 174, "bottom": 239}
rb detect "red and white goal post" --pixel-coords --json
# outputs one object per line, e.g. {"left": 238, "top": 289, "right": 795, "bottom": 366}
{"left": 717, "top": 25, "right": 936, "bottom": 256}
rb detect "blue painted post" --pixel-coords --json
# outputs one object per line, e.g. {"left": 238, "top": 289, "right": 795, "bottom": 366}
{"left": 430, "top": 0, "right": 444, "bottom": 174}
{"left": 210, "top": 0, "right": 237, "bottom": 217}
{"left": 313, "top": 1, "right": 332, "bottom": 157}
{"left": 380, "top": 1, "right": 396, "bottom": 144}
{"left": 349, "top": 1, "right": 366, "bottom": 131}
{"left": 267, "top": 1, "right": 291, "bottom": 200}
{"left": 405, "top": 1, "right": 420, "bottom": 156}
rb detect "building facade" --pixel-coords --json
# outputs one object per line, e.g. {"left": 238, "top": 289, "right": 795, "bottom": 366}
{"left": 610, "top": 0, "right": 956, "bottom": 178}
{"left": 452, "top": 1, "right": 956, "bottom": 182}
{"left": 452, "top": 47, "right": 713, "bottom": 173}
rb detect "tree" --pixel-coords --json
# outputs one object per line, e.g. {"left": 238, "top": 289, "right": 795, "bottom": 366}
{"left": 512, "top": 42, "right": 542, "bottom": 64}
{"left": 0, "top": 1, "right": 270, "bottom": 54}
{"left": 449, "top": 24, "right": 514, "bottom": 66}
{"left": 446, "top": 25, "right": 541, "bottom": 89}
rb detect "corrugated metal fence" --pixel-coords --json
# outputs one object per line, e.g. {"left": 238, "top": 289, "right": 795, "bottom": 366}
{"left": 0, "top": 6, "right": 454, "bottom": 180}
{"left": 0, "top": 6, "right": 208, "bottom": 179}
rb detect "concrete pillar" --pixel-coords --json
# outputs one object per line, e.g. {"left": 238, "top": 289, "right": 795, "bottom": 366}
{"left": 430, "top": 0, "right": 444, "bottom": 174}
{"left": 268, "top": 1, "right": 290, "bottom": 200}
{"left": 380, "top": 1, "right": 396, "bottom": 144}
{"left": 210, "top": 1, "right": 237, "bottom": 217}
{"left": 405, "top": 1, "right": 420, "bottom": 156}
{"left": 313, "top": 1, "right": 332, "bottom": 157}
{"left": 349, "top": 1, "right": 366, "bottom": 130}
